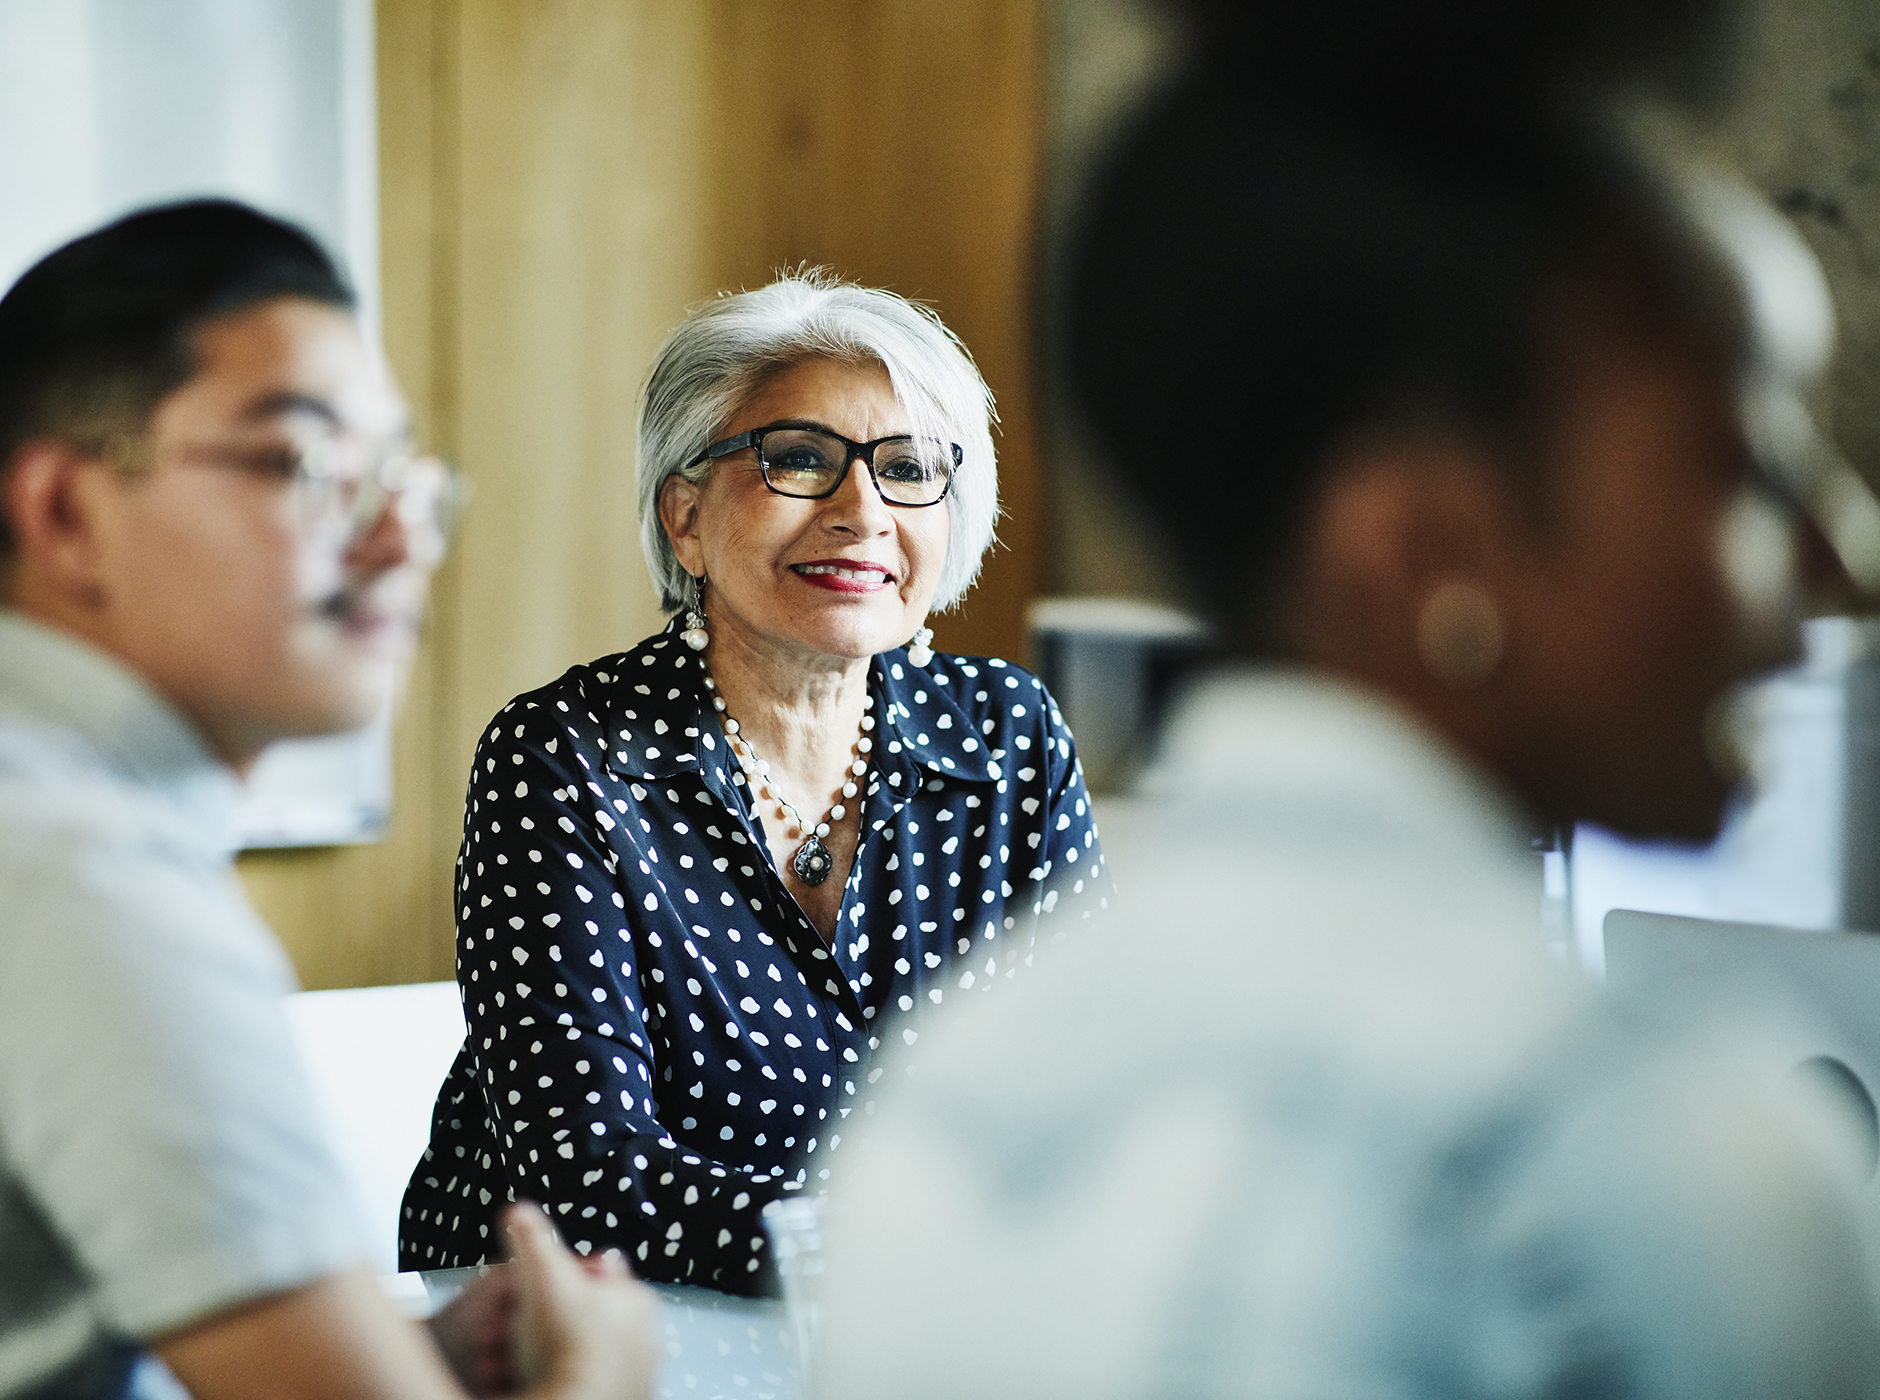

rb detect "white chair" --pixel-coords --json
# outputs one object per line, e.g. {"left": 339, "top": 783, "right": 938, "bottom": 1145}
{"left": 285, "top": 981, "right": 466, "bottom": 1274}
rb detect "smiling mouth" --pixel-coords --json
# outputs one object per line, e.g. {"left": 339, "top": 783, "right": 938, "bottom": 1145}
{"left": 792, "top": 563, "right": 894, "bottom": 584}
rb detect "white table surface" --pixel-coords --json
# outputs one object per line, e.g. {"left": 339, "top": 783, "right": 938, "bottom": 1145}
{"left": 390, "top": 1269, "right": 800, "bottom": 1400}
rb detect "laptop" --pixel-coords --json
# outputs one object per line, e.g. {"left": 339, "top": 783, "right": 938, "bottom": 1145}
{"left": 1603, "top": 909, "right": 1880, "bottom": 1194}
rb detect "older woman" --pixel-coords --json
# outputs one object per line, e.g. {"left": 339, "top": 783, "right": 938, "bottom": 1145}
{"left": 399, "top": 274, "right": 1109, "bottom": 1291}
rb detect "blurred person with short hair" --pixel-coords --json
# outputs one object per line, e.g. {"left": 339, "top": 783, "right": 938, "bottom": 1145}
{"left": 813, "top": 5, "right": 1880, "bottom": 1397}
{"left": 0, "top": 200, "right": 656, "bottom": 1400}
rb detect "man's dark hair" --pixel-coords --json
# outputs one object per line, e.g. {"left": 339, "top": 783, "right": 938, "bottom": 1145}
{"left": 1060, "top": 1, "right": 1737, "bottom": 651}
{"left": 0, "top": 198, "right": 354, "bottom": 545}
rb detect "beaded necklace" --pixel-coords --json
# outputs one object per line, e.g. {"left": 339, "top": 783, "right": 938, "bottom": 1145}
{"left": 701, "top": 664, "right": 874, "bottom": 887}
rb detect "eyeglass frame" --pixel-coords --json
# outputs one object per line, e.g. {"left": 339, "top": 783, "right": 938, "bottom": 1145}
{"left": 686, "top": 423, "right": 959, "bottom": 508}
{"left": 93, "top": 430, "right": 466, "bottom": 546}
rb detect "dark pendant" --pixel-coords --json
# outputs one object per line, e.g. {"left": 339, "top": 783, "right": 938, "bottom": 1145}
{"left": 792, "top": 833, "right": 833, "bottom": 886}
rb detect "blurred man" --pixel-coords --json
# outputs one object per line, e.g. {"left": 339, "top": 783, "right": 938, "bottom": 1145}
{"left": 816, "top": 5, "right": 1880, "bottom": 1398}
{"left": 0, "top": 202, "right": 653, "bottom": 1400}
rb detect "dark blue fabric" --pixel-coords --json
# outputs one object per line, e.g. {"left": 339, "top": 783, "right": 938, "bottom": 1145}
{"left": 399, "top": 623, "right": 1110, "bottom": 1293}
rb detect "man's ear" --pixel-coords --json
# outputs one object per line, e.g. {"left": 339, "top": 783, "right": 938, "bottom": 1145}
{"left": 3, "top": 439, "right": 114, "bottom": 611}
{"left": 657, "top": 473, "right": 706, "bottom": 578}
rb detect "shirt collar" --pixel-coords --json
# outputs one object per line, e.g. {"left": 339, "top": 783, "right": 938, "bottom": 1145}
{"left": 1141, "top": 665, "right": 1543, "bottom": 872}
{"left": 0, "top": 609, "right": 240, "bottom": 842}
{"left": 872, "top": 651, "right": 1005, "bottom": 785}
{"left": 603, "top": 621, "right": 1004, "bottom": 800}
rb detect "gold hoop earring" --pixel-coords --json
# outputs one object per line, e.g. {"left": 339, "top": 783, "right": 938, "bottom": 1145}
{"left": 1416, "top": 579, "right": 1503, "bottom": 688}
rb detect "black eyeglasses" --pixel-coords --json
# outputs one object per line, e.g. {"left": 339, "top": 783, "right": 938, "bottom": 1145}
{"left": 688, "top": 424, "right": 958, "bottom": 507}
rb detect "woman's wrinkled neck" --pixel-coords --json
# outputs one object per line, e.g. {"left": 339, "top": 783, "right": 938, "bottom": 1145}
{"left": 694, "top": 605, "right": 873, "bottom": 768}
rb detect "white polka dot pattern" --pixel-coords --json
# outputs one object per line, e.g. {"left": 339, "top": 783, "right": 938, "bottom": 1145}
{"left": 399, "top": 622, "right": 1110, "bottom": 1293}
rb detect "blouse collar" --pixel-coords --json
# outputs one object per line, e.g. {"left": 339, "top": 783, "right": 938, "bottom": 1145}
{"left": 597, "top": 620, "right": 1005, "bottom": 809}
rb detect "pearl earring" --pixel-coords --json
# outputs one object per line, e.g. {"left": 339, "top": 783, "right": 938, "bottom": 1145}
{"left": 1416, "top": 579, "right": 1502, "bottom": 688}
{"left": 680, "top": 576, "right": 709, "bottom": 652}
{"left": 907, "top": 625, "right": 934, "bottom": 667}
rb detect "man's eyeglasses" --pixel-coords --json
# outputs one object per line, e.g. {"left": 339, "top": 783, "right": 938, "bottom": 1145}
{"left": 101, "top": 433, "right": 465, "bottom": 549}
{"left": 688, "top": 425, "right": 958, "bottom": 507}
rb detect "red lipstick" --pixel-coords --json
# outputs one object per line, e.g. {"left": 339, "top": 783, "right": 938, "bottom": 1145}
{"left": 789, "top": 558, "right": 895, "bottom": 594}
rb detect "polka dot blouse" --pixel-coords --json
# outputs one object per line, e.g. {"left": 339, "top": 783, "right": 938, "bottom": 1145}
{"left": 399, "top": 622, "right": 1111, "bottom": 1292}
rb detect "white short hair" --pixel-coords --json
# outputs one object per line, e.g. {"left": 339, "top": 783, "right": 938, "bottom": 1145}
{"left": 636, "top": 271, "right": 999, "bottom": 614}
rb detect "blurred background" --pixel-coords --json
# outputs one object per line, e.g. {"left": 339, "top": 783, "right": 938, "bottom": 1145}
{"left": 2, "top": 0, "right": 1877, "bottom": 989}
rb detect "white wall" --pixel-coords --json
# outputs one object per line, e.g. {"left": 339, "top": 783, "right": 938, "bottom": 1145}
{"left": 0, "top": 0, "right": 377, "bottom": 324}
{"left": 0, "top": 0, "right": 389, "bottom": 846}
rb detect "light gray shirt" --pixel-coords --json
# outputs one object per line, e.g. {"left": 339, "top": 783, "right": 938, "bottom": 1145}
{"left": 818, "top": 669, "right": 1880, "bottom": 1400}
{"left": 0, "top": 612, "right": 364, "bottom": 1399}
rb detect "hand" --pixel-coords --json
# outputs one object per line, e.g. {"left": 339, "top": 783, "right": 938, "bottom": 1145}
{"left": 427, "top": 1266, "right": 519, "bottom": 1396}
{"left": 505, "top": 1201, "right": 662, "bottom": 1400}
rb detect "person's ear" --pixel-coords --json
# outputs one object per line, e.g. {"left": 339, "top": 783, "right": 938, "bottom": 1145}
{"left": 658, "top": 473, "right": 706, "bottom": 578}
{"left": 1293, "top": 430, "right": 1520, "bottom": 686}
{"left": 3, "top": 439, "right": 114, "bottom": 610}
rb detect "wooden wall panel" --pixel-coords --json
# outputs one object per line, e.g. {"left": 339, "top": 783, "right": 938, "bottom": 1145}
{"left": 242, "top": 0, "right": 1047, "bottom": 989}
{"left": 446, "top": 0, "right": 718, "bottom": 769}
{"left": 705, "top": 0, "right": 1048, "bottom": 662}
